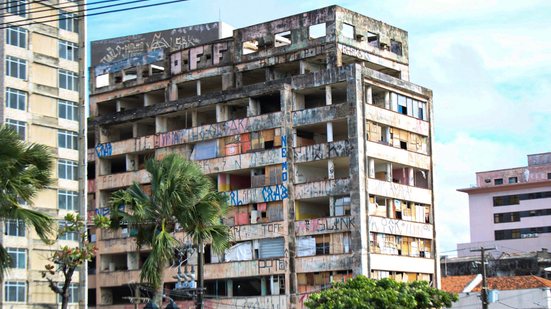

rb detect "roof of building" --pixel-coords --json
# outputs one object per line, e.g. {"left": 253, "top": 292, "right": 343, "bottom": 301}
{"left": 441, "top": 275, "right": 551, "bottom": 293}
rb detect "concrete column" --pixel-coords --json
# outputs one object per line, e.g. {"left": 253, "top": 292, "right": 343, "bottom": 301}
{"left": 99, "top": 159, "right": 111, "bottom": 176}
{"left": 368, "top": 158, "right": 375, "bottom": 178}
{"left": 385, "top": 91, "right": 391, "bottom": 110}
{"left": 248, "top": 98, "right": 260, "bottom": 116}
{"left": 155, "top": 117, "right": 167, "bottom": 133}
{"left": 384, "top": 126, "right": 391, "bottom": 144}
{"left": 125, "top": 154, "right": 137, "bottom": 172}
{"left": 99, "top": 127, "right": 109, "bottom": 143}
{"left": 226, "top": 279, "right": 233, "bottom": 297}
{"left": 169, "top": 82, "right": 178, "bottom": 101}
{"left": 216, "top": 104, "right": 229, "bottom": 122}
{"left": 299, "top": 60, "right": 307, "bottom": 74}
{"left": 365, "top": 85, "right": 373, "bottom": 104}
{"left": 408, "top": 168, "right": 415, "bottom": 186}
{"left": 325, "top": 85, "right": 332, "bottom": 106}
{"left": 327, "top": 122, "right": 334, "bottom": 142}
{"left": 222, "top": 72, "right": 234, "bottom": 90}
{"left": 386, "top": 163, "right": 392, "bottom": 182}
{"left": 261, "top": 277, "right": 267, "bottom": 296}
{"left": 196, "top": 79, "right": 201, "bottom": 96}
{"left": 328, "top": 159, "right": 335, "bottom": 180}
{"left": 191, "top": 110, "right": 198, "bottom": 127}
{"left": 294, "top": 93, "right": 305, "bottom": 111}
{"left": 132, "top": 123, "right": 138, "bottom": 138}
{"left": 329, "top": 196, "right": 335, "bottom": 217}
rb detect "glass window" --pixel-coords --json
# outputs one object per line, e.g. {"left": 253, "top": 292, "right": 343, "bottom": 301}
{"left": 6, "top": 26, "right": 27, "bottom": 48}
{"left": 494, "top": 178, "right": 504, "bottom": 185}
{"left": 59, "top": 40, "right": 78, "bottom": 61}
{"left": 6, "top": 119, "right": 26, "bottom": 140}
{"left": 6, "top": 56, "right": 26, "bottom": 80}
{"left": 4, "top": 220, "right": 25, "bottom": 237}
{"left": 58, "top": 190, "right": 79, "bottom": 211}
{"left": 390, "top": 40, "right": 403, "bottom": 56}
{"left": 6, "top": 88, "right": 26, "bottom": 111}
{"left": 59, "top": 220, "right": 78, "bottom": 241}
{"left": 6, "top": 0, "right": 26, "bottom": 17}
{"left": 58, "top": 129, "right": 78, "bottom": 150}
{"left": 508, "top": 177, "right": 518, "bottom": 184}
{"left": 59, "top": 11, "right": 78, "bottom": 32}
{"left": 7, "top": 248, "right": 26, "bottom": 269}
{"left": 59, "top": 69, "right": 79, "bottom": 91}
{"left": 58, "top": 159, "right": 78, "bottom": 180}
{"left": 58, "top": 100, "right": 78, "bottom": 121}
{"left": 4, "top": 281, "right": 26, "bottom": 302}
{"left": 58, "top": 283, "right": 79, "bottom": 303}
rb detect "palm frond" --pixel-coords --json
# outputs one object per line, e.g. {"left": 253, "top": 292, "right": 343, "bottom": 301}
{"left": 0, "top": 244, "right": 11, "bottom": 282}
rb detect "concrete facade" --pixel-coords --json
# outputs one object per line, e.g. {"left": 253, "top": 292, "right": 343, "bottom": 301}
{"left": 88, "top": 6, "right": 437, "bottom": 308}
{"left": 0, "top": 0, "right": 86, "bottom": 308}
{"left": 458, "top": 153, "right": 551, "bottom": 256}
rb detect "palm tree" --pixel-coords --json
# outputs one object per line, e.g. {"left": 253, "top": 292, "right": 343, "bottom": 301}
{"left": 108, "top": 154, "right": 230, "bottom": 307}
{"left": 0, "top": 126, "right": 55, "bottom": 281}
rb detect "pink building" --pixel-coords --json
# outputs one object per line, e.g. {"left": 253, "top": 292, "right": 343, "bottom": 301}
{"left": 457, "top": 153, "right": 551, "bottom": 256}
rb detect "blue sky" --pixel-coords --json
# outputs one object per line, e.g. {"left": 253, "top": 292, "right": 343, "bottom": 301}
{"left": 88, "top": 0, "right": 551, "bottom": 255}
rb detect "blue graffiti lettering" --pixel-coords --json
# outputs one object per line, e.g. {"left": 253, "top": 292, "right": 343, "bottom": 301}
{"left": 230, "top": 190, "right": 243, "bottom": 206}
{"left": 95, "top": 143, "right": 112, "bottom": 158}
{"left": 262, "top": 184, "right": 288, "bottom": 202}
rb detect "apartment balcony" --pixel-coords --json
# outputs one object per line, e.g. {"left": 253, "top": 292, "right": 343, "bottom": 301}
{"left": 96, "top": 169, "right": 150, "bottom": 190}
{"left": 368, "top": 216, "right": 433, "bottom": 240}
{"left": 293, "top": 102, "right": 348, "bottom": 127}
{"left": 365, "top": 140, "right": 430, "bottom": 170}
{"left": 203, "top": 259, "right": 287, "bottom": 280}
{"left": 295, "top": 216, "right": 354, "bottom": 236}
{"left": 367, "top": 178, "right": 431, "bottom": 205}
{"left": 197, "top": 148, "right": 284, "bottom": 175}
{"left": 295, "top": 253, "right": 353, "bottom": 273}
{"left": 204, "top": 295, "right": 286, "bottom": 308}
{"left": 293, "top": 140, "right": 351, "bottom": 163}
{"left": 97, "top": 269, "right": 141, "bottom": 287}
{"left": 230, "top": 221, "right": 286, "bottom": 242}
{"left": 228, "top": 183, "right": 288, "bottom": 206}
{"left": 370, "top": 254, "right": 435, "bottom": 274}
{"left": 294, "top": 178, "right": 350, "bottom": 200}
{"left": 364, "top": 100, "right": 429, "bottom": 136}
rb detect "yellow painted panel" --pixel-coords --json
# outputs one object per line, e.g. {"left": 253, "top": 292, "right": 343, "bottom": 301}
{"left": 29, "top": 124, "right": 57, "bottom": 147}
{"left": 34, "top": 189, "right": 57, "bottom": 209}
{"left": 31, "top": 63, "right": 57, "bottom": 88}
{"left": 31, "top": 33, "right": 57, "bottom": 57}
{"left": 30, "top": 94, "right": 57, "bottom": 117}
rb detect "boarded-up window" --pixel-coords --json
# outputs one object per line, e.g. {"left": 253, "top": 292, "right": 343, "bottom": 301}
{"left": 259, "top": 237, "right": 285, "bottom": 259}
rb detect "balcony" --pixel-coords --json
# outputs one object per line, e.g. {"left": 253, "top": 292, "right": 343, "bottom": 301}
{"left": 293, "top": 140, "right": 351, "bottom": 163}
{"left": 295, "top": 253, "right": 353, "bottom": 273}
{"left": 293, "top": 103, "right": 348, "bottom": 127}
{"left": 97, "top": 269, "right": 141, "bottom": 287}
{"left": 370, "top": 254, "right": 435, "bottom": 274}
{"left": 294, "top": 178, "right": 350, "bottom": 200}
{"left": 228, "top": 183, "right": 288, "bottom": 206}
{"left": 230, "top": 221, "right": 286, "bottom": 241}
{"left": 96, "top": 169, "right": 150, "bottom": 190}
{"left": 197, "top": 148, "right": 284, "bottom": 175}
{"left": 368, "top": 216, "right": 433, "bottom": 239}
{"left": 295, "top": 216, "right": 354, "bottom": 236}
{"left": 203, "top": 259, "right": 287, "bottom": 280}
{"left": 365, "top": 140, "right": 430, "bottom": 170}
{"left": 366, "top": 178, "right": 431, "bottom": 204}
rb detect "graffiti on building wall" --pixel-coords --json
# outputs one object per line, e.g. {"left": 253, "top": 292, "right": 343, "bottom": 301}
{"left": 294, "top": 140, "right": 351, "bottom": 162}
{"left": 295, "top": 216, "right": 355, "bottom": 234}
{"left": 228, "top": 184, "right": 289, "bottom": 206}
{"left": 230, "top": 222, "right": 284, "bottom": 240}
{"left": 281, "top": 136, "right": 288, "bottom": 182}
{"left": 91, "top": 22, "right": 221, "bottom": 65}
{"left": 204, "top": 295, "right": 287, "bottom": 309}
{"left": 258, "top": 258, "right": 288, "bottom": 274}
{"left": 95, "top": 143, "right": 112, "bottom": 158}
{"left": 294, "top": 178, "right": 350, "bottom": 199}
{"left": 369, "top": 216, "right": 433, "bottom": 239}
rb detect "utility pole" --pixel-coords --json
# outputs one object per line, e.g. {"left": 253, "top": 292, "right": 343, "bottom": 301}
{"left": 471, "top": 247, "right": 495, "bottom": 309}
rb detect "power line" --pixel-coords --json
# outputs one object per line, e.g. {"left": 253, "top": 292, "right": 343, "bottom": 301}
{"left": 0, "top": 0, "right": 47, "bottom": 12}
{"left": 0, "top": 0, "right": 126, "bottom": 20}
{"left": 0, "top": 0, "right": 189, "bottom": 30}
{"left": 0, "top": 0, "right": 154, "bottom": 28}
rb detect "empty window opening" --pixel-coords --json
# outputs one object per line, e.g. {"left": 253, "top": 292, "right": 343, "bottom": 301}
{"left": 200, "top": 75, "right": 223, "bottom": 95}
{"left": 309, "top": 23, "right": 326, "bottom": 39}
{"left": 227, "top": 99, "right": 248, "bottom": 119}
{"left": 367, "top": 32, "right": 379, "bottom": 47}
{"left": 342, "top": 23, "right": 355, "bottom": 38}
{"left": 275, "top": 30, "right": 291, "bottom": 47}
{"left": 295, "top": 197, "right": 330, "bottom": 220}
{"left": 272, "top": 61, "right": 300, "bottom": 79}
{"left": 255, "top": 93, "right": 281, "bottom": 115}
{"left": 241, "top": 68, "right": 265, "bottom": 86}
{"left": 196, "top": 107, "right": 217, "bottom": 126}
{"left": 166, "top": 112, "right": 193, "bottom": 131}
{"left": 177, "top": 80, "right": 197, "bottom": 99}
{"left": 87, "top": 162, "right": 95, "bottom": 180}
{"left": 390, "top": 40, "right": 403, "bottom": 56}
{"left": 107, "top": 156, "right": 126, "bottom": 175}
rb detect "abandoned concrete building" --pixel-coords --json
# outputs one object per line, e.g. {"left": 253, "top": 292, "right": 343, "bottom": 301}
{"left": 88, "top": 6, "right": 437, "bottom": 308}
{"left": 1, "top": 1, "right": 86, "bottom": 308}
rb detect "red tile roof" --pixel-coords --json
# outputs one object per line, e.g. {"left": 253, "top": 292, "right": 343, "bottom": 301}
{"left": 441, "top": 275, "right": 551, "bottom": 293}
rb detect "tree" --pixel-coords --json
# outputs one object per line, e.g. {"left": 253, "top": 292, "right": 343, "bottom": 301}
{"left": 98, "top": 154, "right": 230, "bottom": 307}
{"left": 305, "top": 275, "right": 458, "bottom": 309}
{"left": 43, "top": 213, "right": 100, "bottom": 309}
{"left": 0, "top": 126, "right": 55, "bottom": 281}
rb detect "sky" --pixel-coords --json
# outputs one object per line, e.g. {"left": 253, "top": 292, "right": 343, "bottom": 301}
{"left": 88, "top": 0, "right": 551, "bottom": 255}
